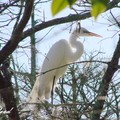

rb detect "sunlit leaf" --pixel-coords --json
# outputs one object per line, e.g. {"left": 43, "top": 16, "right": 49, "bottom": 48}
{"left": 91, "top": 0, "right": 109, "bottom": 19}
{"left": 51, "top": 0, "right": 77, "bottom": 16}
{"left": 67, "top": 0, "right": 76, "bottom": 6}
{"left": 91, "top": 2, "right": 106, "bottom": 19}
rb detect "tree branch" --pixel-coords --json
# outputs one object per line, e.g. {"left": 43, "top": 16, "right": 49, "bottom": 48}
{"left": 22, "top": 12, "right": 91, "bottom": 39}
{"left": 0, "top": 0, "right": 20, "bottom": 14}
{"left": 0, "top": 58, "right": 20, "bottom": 120}
{"left": 21, "top": 0, "right": 119, "bottom": 40}
{"left": 40, "top": 60, "right": 108, "bottom": 75}
{"left": 91, "top": 35, "right": 120, "bottom": 119}
{"left": 0, "top": 0, "right": 34, "bottom": 120}
{"left": 0, "top": 0, "right": 34, "bottom": 64}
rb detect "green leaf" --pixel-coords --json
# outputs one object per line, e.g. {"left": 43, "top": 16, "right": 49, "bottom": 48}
{"left": 91, "top": 2, "right": 106, "bottom": 19}
{"left": 51, "top": 0, "right": 77, "bottom": 16}
{"left": 67, "top": 0, "right": 76, "bottom": 6}
{"left": 91, "top": 0, "right": 108, "bottom": 19}
{"left": 51, "top": 0, "right": 68, "bottom": 16}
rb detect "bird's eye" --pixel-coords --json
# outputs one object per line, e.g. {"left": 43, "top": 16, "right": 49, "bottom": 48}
{"left": 83, "top": 30, "right": 88, "bottom": 33}
{"left": 83, "top": 29, "right": 89, "bottom": 34}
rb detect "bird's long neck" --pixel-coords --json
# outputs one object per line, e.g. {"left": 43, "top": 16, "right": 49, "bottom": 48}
{"left": 67, "top": 31, "right": 84, "bottom": 62}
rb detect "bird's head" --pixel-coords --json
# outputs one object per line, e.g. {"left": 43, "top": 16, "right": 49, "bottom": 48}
{"left": 78, "top": 27, "right": 102, "bottom": 37}
{"left": 75, "top": 23, "right": 102, "bottom": 37}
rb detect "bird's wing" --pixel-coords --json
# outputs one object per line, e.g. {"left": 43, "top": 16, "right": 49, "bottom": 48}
{"left": 41, "top": 39, "right": 68, "bottom": 75}
{"left": 39, "top": 39, "right": 69, "bottom": 99}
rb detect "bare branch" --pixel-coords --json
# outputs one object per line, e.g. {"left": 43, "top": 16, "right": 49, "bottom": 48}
{"left": 40, "top": 60, "right": 109, "bottom": 75}
{"left": 91, "top": 35, "right": 120, "bottom": 119}
{"left": 0, "top": 0, "right": 34, "bottom": 64}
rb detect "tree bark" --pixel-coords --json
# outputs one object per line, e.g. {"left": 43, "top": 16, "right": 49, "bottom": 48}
{"left": 0, "top": 0, "right": 34, "bottom": 64}
{"left": 0, "top": 58, "right": 20, "bottom": 120}
{"left": 91, "top": 35, "right": 120, "bottom": 119}
{"left": 0, "top": 0, "right": 34, "bottom": 120}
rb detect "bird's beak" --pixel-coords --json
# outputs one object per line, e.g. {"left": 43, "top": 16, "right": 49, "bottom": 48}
{"left": 88, "top": 32, "right": 102, "bottom": 37}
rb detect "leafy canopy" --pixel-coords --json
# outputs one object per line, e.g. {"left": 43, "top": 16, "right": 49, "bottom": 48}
{"left": 51, "top": 0, "right": 109, "bottom": 18}
{"left": 51, "top": 0, "right": 76, "bottom": 16}
{"left": 91, "top": 0, "right": 109, "bottom": 18}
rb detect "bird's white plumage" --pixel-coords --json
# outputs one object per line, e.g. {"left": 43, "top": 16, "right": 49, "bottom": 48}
{"left": 39, "top": 39, "right": 68, "bottom": 99}
{"left": 26, "top": 27, "right": 101, "bottom": 103}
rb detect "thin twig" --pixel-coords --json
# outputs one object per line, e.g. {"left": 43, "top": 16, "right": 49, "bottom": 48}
{"left": 40, "top": 60, "right": 109, "bottom": 75}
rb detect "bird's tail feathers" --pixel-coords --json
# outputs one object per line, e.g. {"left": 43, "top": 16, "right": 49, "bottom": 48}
{"left": 20, "top": 77, "right": 43, "bottom": 118}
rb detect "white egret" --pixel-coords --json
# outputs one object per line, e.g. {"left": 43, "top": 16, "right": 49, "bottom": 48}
{"left": 27, "top": 26, "right": 102, "bottom": 103}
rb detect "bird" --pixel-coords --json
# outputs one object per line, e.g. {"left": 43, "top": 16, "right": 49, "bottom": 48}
{"left": 27, "top": 25, "right": 102, "bottom": 103}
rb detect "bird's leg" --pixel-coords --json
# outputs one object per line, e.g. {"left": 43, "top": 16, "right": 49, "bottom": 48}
{"left": 51, "top": 76, "right": 55, "bottom": 104}
{"left": 61, "top": 77, "right": 65, "bottom": 103}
